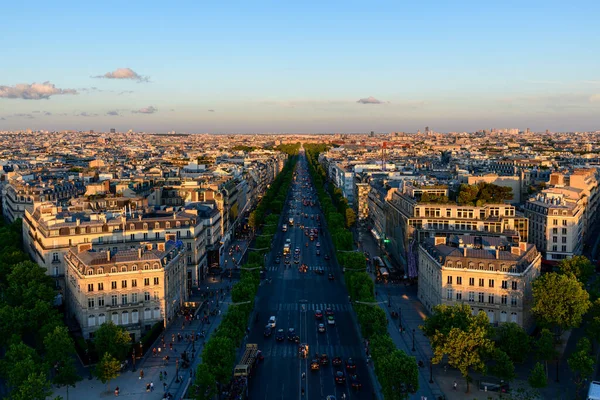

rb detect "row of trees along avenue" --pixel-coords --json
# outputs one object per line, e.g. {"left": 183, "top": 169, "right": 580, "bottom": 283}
{"left": 304, "top": 144, "right": 419, "bottom": 400}
{"left": 191, "top": 143, "right": 300, "bottom": 399}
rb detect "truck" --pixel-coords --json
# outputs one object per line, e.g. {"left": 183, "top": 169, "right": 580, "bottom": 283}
{"left": 282, "top": 224, "right": 287, "bottom": 232}
{"left": 230, "top": 344, "right": 259, "bottom": 399}
{"left": 283, "top": 238, "right": 291, "bottom": 254}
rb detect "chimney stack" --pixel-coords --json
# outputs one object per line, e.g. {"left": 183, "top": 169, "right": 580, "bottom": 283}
{"left": 107, "top": 250, "right": 111, "bottom": 262}
{"left": 495, "top": 248, "right": 500, "bottom": 259}
{"left": 138, "top": 247, "right": 143, "bottom": 259}
{"left": 463, "top": 246, "right": 467, "bottom": 257}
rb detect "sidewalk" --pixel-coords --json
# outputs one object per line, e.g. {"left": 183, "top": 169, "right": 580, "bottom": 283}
{"left": 52, "top": 240, "right": 247, "bottom": 400}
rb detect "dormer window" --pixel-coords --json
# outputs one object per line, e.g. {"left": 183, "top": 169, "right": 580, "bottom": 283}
{"left": 143, "top": 223, "right": 148, "bottom": 230}
{"left": 98, "top": 268, "right": 104, "bottom": 274}
{"left": 456, "top": 262, "right": 463, "bottom": 268}
{"left": 478, "top": 263, "right": 485, "bottom": 270}
{"left": 111, "top": 267, "right": 117, "bottom": 273}
{"left": 132, "top": 265, "right": 138, "bottom": 271}
{"left": 446, "top": 261, "right": 453, "bottom": 268}
{"left": 130, "top": 224, "right": 135, "bottom": 231}
{"left": 155, "top": 222, "right": 160, "bottom": 229}
{"left": 121, "top": 266, "right": 127, "bottom": 272}
{"left": 87, "top": 269, "right": 94, "bottom": 275}
{"left": 144, "top": 264, "right": 149, "bottom": 270}
{"left": 488, "top": 264, "right": 495, "bottom": 271}
{"left": 176, "top": 221, "right": 181, "bottom": 228}
{"left": 153, "top": 263, "right": 160, "bottom": 270}
{"left": 166, "top": 222, "right": 171, "bottom": 229}
{"left": 501, "top": 264, "right": 508, "bottom": 272}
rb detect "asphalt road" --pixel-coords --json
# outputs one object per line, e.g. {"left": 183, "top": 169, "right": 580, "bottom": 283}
{"left": 247, "top": 151, "right": 374, "bottom": 400}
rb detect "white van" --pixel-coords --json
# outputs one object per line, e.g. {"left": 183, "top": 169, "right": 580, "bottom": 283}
{"left": 282, "top": 224, "right": 287, "bottom": 232}
{"left": 588, "top": 381, "right": 600, "bottom": 400}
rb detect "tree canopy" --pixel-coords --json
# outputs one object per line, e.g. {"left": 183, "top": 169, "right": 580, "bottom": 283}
{"left": 457, "top": 182, "right": 513, "bottom": 206}
{"left": 93, "top": 321, "right": 132, "bottom": 361}
{"left": 557, "top": 255, "right": 594, "bottom": 284}
{"left": 495, "top": 322, "right": 530, "bottom": 364}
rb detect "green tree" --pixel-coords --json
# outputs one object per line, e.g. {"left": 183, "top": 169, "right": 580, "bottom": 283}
{"left": 9, "top": 372, "right": 52, "bottom": 400}
{"left": 202, "top": 336, "right": 236, "bottom": 384}
{"left": 44, "top": 326, "right": 81, "bottom": 400}
{"left": 377, "top": 350, "right": 419, "bottom": 400}
{"left": 535, "top": 328, "right": 557, "bottom": 378}
{"left": 586, "top": 298, "right": 600, "bottom": 348}
{"left": 193, "top": 363, "right": 217, "bottom": 400}
{"left": 93, "top": 321, "right": 132, "bottom": 361}
{"left": 490, "top": 349, "right": 516, "bottom": 382}
{"left": 345, "top": 208, "right": 357, "bottom": 228}
{"left": 528, "top": 362, "right": 548, "bottom": 389}
{"left": 0, "top": 341, "right": 42, "bottom": 390}
{"left": 425, "top": 307, "right": 494, "bottom": 393}
{"left": 557, "top": 255, "right": 594, "bottom": 283}
{"left": 567, "top": 339, "right": 594, "bottom": 393}
{"left": 496, "top": 322, "right": 530, "bottom": 363}
{"left": 94, "top": 352, "right": 121, "bottom": 391}
{"left": 531, "top": 272, "right": 591, "bottom": 333}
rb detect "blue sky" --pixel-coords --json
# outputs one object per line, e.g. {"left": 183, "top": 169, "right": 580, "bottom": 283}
{"left": 1, "top": 0, "right": 599, "bottom": 133}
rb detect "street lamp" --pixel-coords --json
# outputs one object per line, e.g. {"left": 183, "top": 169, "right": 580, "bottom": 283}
{"left": 412, "top": 329, "right": 416, "bottom": 352}
{"left": 429, "top": 358, "right": 434, "bottom": 383}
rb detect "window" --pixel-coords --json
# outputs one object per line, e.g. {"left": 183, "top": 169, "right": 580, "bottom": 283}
{"left": 469, "top": 277, "right": 475, "bottom": 286}
{"left": 166, "top": 222, "right": 171, "bottom": 229}
{"left": 468, "top": 292, "right": 475, "bottom": 302}
{"left": 98, "top": 313, "right": 106, "bottom": 324}
{"left": 155, "top": 232, "right": 160, "bottom": 240}
{"left": 111, "top": 267, "right": 117, "bottom": 273}
{"left": 478, "top": 263, "right": 485, "bottom": 270}
{"left": 144, "top": 308, "right": 151, "bottom": 319}
{"left": 121, "top": 266, "right": 127, "bottom": 272}
{"left": 500, "top": 311, "right": 507, "bottom": 322}
{"left": 144, "top": 264, "right": 150, "bottom": 270}
{"left": 552, "top": 245, "right": 558, "bottom": 252}
{"left": 511, "top": 296, "right": 518, "bottom": 307}
{"left": 552, "top": 228, "right": 558, "bottom": 234}
{"left": 479, "top": 278, "right": 484, "bottom": 287}
{"left": 176, "top": 231, "right": 181, "bottom": 239}
{"left": 187, "top": 242, "right": 192, "bottom": 251}
{"left": 132, "top": 279, "right": 137, "bottom": 288}
{"left": 562, "top": 237, "right": 567, "bottom": 243}
{"left": 88, "top": 298, "right": 95, "bottom": 308}
{"left": 154, "top": 277, "right": 159, "bottom": 285}
{"left": 456, "top": 262, "right": 463, "bottom": 268}
{"left": 501, "top": 264, "right": 508, "bottom": 272}
{"left": 447, "top": 276, "right": 453, "bottom": 285}
{"left": 144, "top": 278, "right": 150, "bottom": 286}
{"left": 87, "top": 269, "right": 94, "bottom": 276}
{"left": 98, "top": 268, "right": 104, "bottom": 274}
{"left": 111, "top": 281, "right": 117, "bottom": 289}
{"left": 501, "top": 294, "right": 508, "bottom": 304}
{"left": 187, "top": 255, "right": 192, "bottom": 264}
{"left": 512, "top": 281, "right": 518, "bottom": 290}
{"left": 122, "top": 311, "right": 129, "bottom": 325}
{"left": 501, "top": 280, "right": 508, "bottom": 289}
{"left": 488, "top": 295, "right": 494, "bottom": 304}
{"left": 153, "top": 291, "right": 159, "bottom": 300}
{"left": 153, "top": 307, "right": 161, "bottom": 319}
{"left": 562, "top": 228, "right": 567, "bottom": 235}
{"left": 456, "top": 291, "right": 462, "bottom": 300}
{"left": 143, "top": 233, "right": 148, "bottom": 240}
{"left": 511, "top": 312, "right": 518, "bottom": 323}
{"left": 53, "top": 253, "right": 59, "bottom": 262}
{"left": 457, "top": 277, "right": 462, "bottom": 285}
{"left": 446, "top": 288, "right": 453, "bottom": 300}
{"left": 121, "top": 294, "right": 127, "bottom": 305}
{"left": 98, "top": 296, "right": 105, "bottom": 307}
{"left": 98, "top": 282, "right": 104, "bottom": 291}
{"left": 131, "top": 293, "right": 138, "bottom": 303}
{"left": 153, "top": 263, "right": 160, "bottom": 270}
{"left": 553, "top": 236, "right": 557, "bottom": 243}
{"left": 553, "top": 219, "right": 558, "bottom": 225}
{"left": 488, "top": 279, "right": 494, "bottom": 288}
{"left": 132, "top": 265, "right": 138, "bottom": 271}
{"left": 87, "top": 283, "right": 94, "bottom": 292}
{"left": 562, "top": 245, "right": 567, "bottom": 252}
{"left": 132, "top": 310, "right": 139, "bottom": 323}
{"left": 111, "top": 312, "right": 119, "bottom": 324}
{"left": 562, "top": 219, "right": 567, "bottom": 226}
{"left": 88, "top": 315, "right": 96, "bottom": 327}
{"left": 130, "top": 234, "right": 135, "bottom": 241}
{"left": 144, "top": 291, "right": 150, "bottom": 301}
{"left": 121, "top": 280, "right": 127, "bottom": 289}
{"left": 478, "top": 292, "right": 485, "bottom": 303}
{"left": 111, "top": 295, "right": 118, "bottom": 306}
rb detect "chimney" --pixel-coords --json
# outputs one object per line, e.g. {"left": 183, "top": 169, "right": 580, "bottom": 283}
{"left": 138, "top": 247, "right": 143, "bottom": 259}
{"left": 463, "top": 246, "right": 467, "bottom": 257}
{"left": 107, "top": 250, "right": 111, "bottom": 262}
{"left": 76, "top": 218, "right": 80, "bottom": 226}
{"left": 435, "top": 236, "right": 446, "bottom": 246}
{"left": 77, "top": 243, "right": 92, "bottom": 253}
{"left": 519, "top": 242, "right": 527, "bottom": 252}
{"left": 157, "top": 242, "right": 166, "bottom": 252}
{"left": 495, "top": 248, "right": 500, "bottom": 259}
{"left": 511, "top": 246, "right": 521, "bottom": 256}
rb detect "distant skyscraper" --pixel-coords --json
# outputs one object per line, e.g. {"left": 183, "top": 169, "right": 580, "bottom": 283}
{"left": 110, "top": 128, "right": 116, "bottom": 133}
{"left": 526, "top": 128, "right": 530, "bottom": 134}
{"left": 425, "top": 126, "right": 430, "bottom": 133}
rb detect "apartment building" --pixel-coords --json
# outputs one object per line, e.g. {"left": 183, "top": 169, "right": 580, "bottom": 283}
{"left": 3, "top": 178, "right": 85, "bottom": 223}
{"left": 384, "top": 184, "right": 529, "bottom": 271}
{"left": 418, "top": 234, "right": 541, "bottom": 331}
{"left": 524, "top": 190, "right": 584, "bottom": 261}
{"left": 64, "top": 241, "right": 186, "bottom": 340}
{"left": 23, "top": 203, "right": 209, "bottom": 290}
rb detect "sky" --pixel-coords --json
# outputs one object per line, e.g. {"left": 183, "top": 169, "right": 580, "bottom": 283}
{"left": 1, "top": 0, "right": 599, "bottom": 133}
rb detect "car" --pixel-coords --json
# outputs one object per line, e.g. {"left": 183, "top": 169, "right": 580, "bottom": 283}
{"left": 316, "top": 249, "right": 320, "bottom": 256}
{"left": 350, "top": 374, "right": 362, "bottom": 390}
{"left": 274, "top": 257, "right": 280, "bottom": 264}
{"left": 264, "top": 326, "right": 273, "bottom": 337}
{"left": 335, "top": 370, "right": 346, "bottom": 384}
{"left": 315, "top": 267, "right": 324, "bottom": 275}
{"left": 275, "top": 329, "right": 285, "bottom": 341}
{"left": 294, "top": 258, "right": 300, "bottom": 264}
{"left": 325, "top": 307, "right": 334, "bottom": 316}
{"left": 327, "top": 315, "right": 335, "bottom": 326}
{"left": 284, "top": 258, "right": 291, "bottom": 265}
{"left": 320, "top": 354, "right": 329, "bottom": 365}
{"left": 317, "top": 323, "right": 326, "bottom": 333}
{"left": 310, "top": 359, "right": 320, "bottom": 370}
{"left": 287, "top": 328, "right": 297, "bottom": 341}
{"left": 324, "top": 254, "right": 330, "bottom": 260}
{"left": 328, "top": 273, "right": 335, "bottom": 281}
{"left": 332, "top": 356, "right": 342, "bottom": 367}
{"left": 346, "top": 358, "right": 356, "bottom": 371}
{"left": 316, "top": 241, "right": 320, "bottom": 247}
{"left": 267, "top": 316, "right": 277, "bottom": 328}
{"left": 315, "top": 310, "right": 323, "bottom": 319}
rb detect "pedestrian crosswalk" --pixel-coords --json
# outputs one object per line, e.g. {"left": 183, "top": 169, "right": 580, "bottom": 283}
{"left": 262, "top": 343, "right": 360, "bottom": 359}
{"left": 266, "top": 265, "right": 328, "bottom": 272}
{"left": 269, "top": 303, "right": 350, "bottom": 312}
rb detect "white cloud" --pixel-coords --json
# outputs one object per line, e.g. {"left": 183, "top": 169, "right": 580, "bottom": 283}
{"left": 94, "top": 68, "right": 149, "bottom": 82}
{"left": 357, "top": 96, "right": 386, "bottom": 104}
{"left": 132, "top": 106, "right": 158, "bottom": 114}
{"left": 0, "top": 82, "right": 78, "bottom": 100}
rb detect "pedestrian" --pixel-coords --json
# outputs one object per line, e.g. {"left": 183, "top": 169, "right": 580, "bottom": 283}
{"left": 163, "top": 382, "right": 167, "bottom": 392}
{"left": 150, "top": 382, "right": 154, "bottom": 392}
{"left": 139, "top": 369, "right": 144, "bottom": 379}
{"left": 160, "top": 371, "right": 163, "bottom": 381}
{"left": 146, "top": 383, "right": 151, "bottom": 392}
{"left": 115, "top": 386, "right": 119, "bottom": 396}
{"left": 153, "top": 347, "right": 157, "bottom": 357}
{"left": 453, "top": 381, "right": 457, "bottom": 390}
{"left": 164, "top": 370, "right": 168, "bottom": 378}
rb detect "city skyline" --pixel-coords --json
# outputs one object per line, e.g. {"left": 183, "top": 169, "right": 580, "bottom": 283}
{"left": 1, "top": 1, "right": 600, "bottom": 133}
